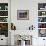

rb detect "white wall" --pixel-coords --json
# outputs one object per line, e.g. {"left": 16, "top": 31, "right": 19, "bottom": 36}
{"left": 11, "top": 0, "right": 46, "bottom": 46}
{"left": 11, "top": 0, "right": 38, "bottom": 30}
{"left": 11, "top": 0, "right": 46, "bottom": 30}
{"left": 11, "top": 0, "right": 38, "bottom": 45}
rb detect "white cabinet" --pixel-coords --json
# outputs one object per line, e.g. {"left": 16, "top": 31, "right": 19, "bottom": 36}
{"left": 0, "top": 0, "right": 11, "bottom": 45}
{"left": 0, "top": 35, "right": 8, "bottom": 45}
{"left": 0, "top": 0, "right": 8, "bottom": 45}
{"left": 38, "top": 37, "right": 46, "bottom": 46}
{"left": 38, "top": 3, "right": 46, "bottom": 46}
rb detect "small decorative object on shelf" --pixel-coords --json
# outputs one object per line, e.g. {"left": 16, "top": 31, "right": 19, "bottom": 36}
{"left": 38, "top": 23, "right": 46, "bottom": 28}
{"left": 0, "top": 6, "right": 1, "bottom": 10}
{"left": 29, "top": 25, "right": 35, "bottom": 30}
{"left": 38, "top": 17, "right": 46, "bottom": 22}
{"left": 11, "top": 23, "right": 16, "bottom": 30}
{"left": 0, "top": 23, "right": 8, "bottom": 37}
{"left": 5, "top": 6, "right": 8, "bottom": 10}
{"left": 38, "top": 11, "right": 46, "bottom": 16}
{"left": 38, "top": 3, "right": 46, "bottom": 10}
{"left": 0, "top": 17, "right": 8, "bottom": 22}
{"left": 40, "top": 8, "right": 44, "bottom": 10}
{"left": 0, "top": 11, "right": 8, "bottom": 16}
{"left": 38, "top": 29, "right": 46, "bottom": 37}
{"left": 0, "top": 3, "right": 8, "bottom": 10}
{"left": 42, "top": 12, "right": 45, "bottom": 15}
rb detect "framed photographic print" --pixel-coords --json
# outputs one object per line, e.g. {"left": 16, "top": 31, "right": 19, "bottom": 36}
{"left": 17, "top": 10, "right": 29, "bottom": 20}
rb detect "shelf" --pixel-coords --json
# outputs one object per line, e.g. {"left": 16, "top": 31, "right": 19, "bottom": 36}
{"left": 0, "top": 16, "right": 8, "bottom": 17}
{"left": 38, "top": 28, "right": 46, "bottom": 29}
{"left": 0, "top": 22, "right": 8, "bottom": 23}
{"left": 38, "top": 15, "right": 46, "bottom": 17}
{"left": 38, "top": 10, "right": 46, "bottom": 11}
{"left": 38, "top": 22, "right": 46, "bottom": 23}
{"left": 0, "top": 10, "right": 8, "bottom": 11}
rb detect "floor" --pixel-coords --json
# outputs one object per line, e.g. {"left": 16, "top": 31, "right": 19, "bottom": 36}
{"left": 0, "top": 45, "right": 8, "bottom": 46}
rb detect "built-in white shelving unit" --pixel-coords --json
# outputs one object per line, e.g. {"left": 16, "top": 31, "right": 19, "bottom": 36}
{"left": 0, "top": 3, "right": 8, "bottom": 37}
{"left": 0, "top": 2, "right": 9, "bottom": 45}
{"left": 38, "top": 3, "right": 46, "bottom": 37}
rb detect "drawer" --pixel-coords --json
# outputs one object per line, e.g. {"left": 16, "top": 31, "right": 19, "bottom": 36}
{"left": 0, "top": 37, "right": 8, "bottom": 45}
